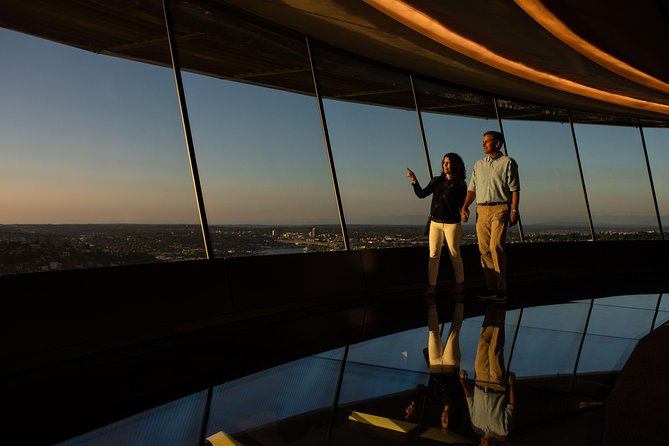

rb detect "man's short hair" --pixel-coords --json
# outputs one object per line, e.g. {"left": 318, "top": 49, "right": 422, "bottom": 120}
{"left": 484, "top": 130, "right": 505, "bottom": 145}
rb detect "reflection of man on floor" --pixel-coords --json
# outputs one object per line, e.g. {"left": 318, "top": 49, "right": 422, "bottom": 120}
{"left": 460, "top": 304, "right": 515, "bottom": 445}
{"left": 405, "top": 299, "right": 465, "bottom": 431}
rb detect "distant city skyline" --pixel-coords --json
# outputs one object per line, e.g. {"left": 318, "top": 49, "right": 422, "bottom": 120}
{"left": 1, "top": 27, "right": 667, "bottom": 229}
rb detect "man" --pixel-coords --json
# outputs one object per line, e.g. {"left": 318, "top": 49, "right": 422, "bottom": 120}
{"left": 459, "top": 303, "right": 516, "bottom": 444}
{"left": 461, "top": 131, "right": 520, "bottom": 300}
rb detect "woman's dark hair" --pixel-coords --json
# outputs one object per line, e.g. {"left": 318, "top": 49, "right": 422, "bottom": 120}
{"left": 443, "top": 152, "right": 466, "bottom": 183}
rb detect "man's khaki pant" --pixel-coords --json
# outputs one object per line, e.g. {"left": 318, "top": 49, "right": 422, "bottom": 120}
{"left": 474, "top": 305, "right": 506, "bottom": 391}
{"left": 476, "top": 204, "right": 510, "bottom": 292}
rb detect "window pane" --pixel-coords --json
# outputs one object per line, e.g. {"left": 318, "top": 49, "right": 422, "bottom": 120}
{"left": 574, "top": 123, "right": 660, "bottom": 240}
{"left": 498, "top": 106, "right": 591, "bottom": 241}
{"left": 172, "top": 7, "right": 343, "bottom": 258}
{"left": 509, "top": 302, "right": 589, "bottom": 377}
{"left": 642, "top": 127, "right": 669, "bottom": 235}
{"left": 587, "top": 296, "right": 655, "bottom": 339}
{"left": 205, "top": 355, "right": 340, "bottom": 445}
{"left": 181, "top": 75, "right": 344, "bottom": 256}
{"left": 572, "top": 295, "right": 656, "bottom": 411}
{"left": 315, "top": 45, "right": 429, "bottom": 249}
{"left": 0, "top": 28, "right": 205, "bottom": 273}
{"left": 56, "top": 392, "right": 206, "bottom": 446}
{"left": 506, "top": 301, "right": 590, "bottom": 424}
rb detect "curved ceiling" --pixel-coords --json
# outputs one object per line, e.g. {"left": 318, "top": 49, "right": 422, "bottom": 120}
{"left": 227, "top": 0, "right": 669, "bottom": 122}
{"left": 2, "top": 0, "right": 669, "bottom": 125}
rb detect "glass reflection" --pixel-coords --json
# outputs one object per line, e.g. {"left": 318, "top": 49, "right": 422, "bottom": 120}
{"left": 57, "top": 392, "right": 206, "bottom": 446}
{"left": 205, "top": 355, "right": 341, "bottom": 445}
{"left": 53, "top": 292, "right": 669, "bottom": 445}
{"left": 461, "top": 303, "right": 516, "bottom": 445}
{"left": 404, "top": 298, "right": 466, "bottom": 433}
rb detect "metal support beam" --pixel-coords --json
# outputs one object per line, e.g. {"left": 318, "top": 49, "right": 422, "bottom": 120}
{"left": 410, "top": 74, "right": 433, "bottom": 178}
{"left": 651, "top": 293, "right": 664, "bottom": 332}
{"left": 198, "top": 387, "right": 214, "bottom": 445}
{"left": 505, "top": 307, "right": 524, "bottom": 375}
{"left": 493, "top": 99, "right": 525, "bottom": 242}
{"left": 162, "top": 0, "right": 214, "bottom": 258}
{"left": 568, "top": 111, "right": 596, "bottom": 241}
{"left": 566, "top": 299, "right": 594, "bottom": 413}
{"left": 638, "top": 122, "right": 665, "bottom": 240}
{"left": 306, "top": 36, "right": 350, "bottom": 251}
{"left": 326, "top": 345, "right": 350, "bottom": 445}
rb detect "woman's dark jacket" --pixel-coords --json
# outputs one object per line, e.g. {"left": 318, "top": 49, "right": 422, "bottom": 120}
{"left": 413, "top": 175, "right": 467, "bottom": 224}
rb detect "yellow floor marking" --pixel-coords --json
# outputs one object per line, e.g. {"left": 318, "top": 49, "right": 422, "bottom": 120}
{"left": 420, "top": 427, "right": 473, "bottom": 444}
{"left": 348, "top": 411, "right": 417, "bottom": 433}
{"left": 206, "top": 431, "right": 244, "bottom": 446}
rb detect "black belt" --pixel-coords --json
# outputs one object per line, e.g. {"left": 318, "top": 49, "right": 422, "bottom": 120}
{"left": 430, "top": 217, "right": 458, "bottom": 224}
{"left": 478, "top": 202, "right": 510, "bottom": 206}
{"left": 475, "top": 384, "right": 506, "bottom": 394}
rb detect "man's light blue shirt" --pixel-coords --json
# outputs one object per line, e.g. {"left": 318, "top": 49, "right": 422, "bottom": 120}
{"left": 468, "top": 153, "right": 520, "bottom": 204}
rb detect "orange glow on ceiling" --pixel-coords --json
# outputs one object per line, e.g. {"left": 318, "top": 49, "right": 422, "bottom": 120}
{"left": 515, "top": 0, "right": 669, "bottom": 96}
{"left": 362, "top": 0, "right": 669, "bottom": 116}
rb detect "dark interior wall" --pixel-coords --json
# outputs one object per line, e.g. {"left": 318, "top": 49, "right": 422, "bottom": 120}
{"left": 2, "top": 241, "right": 667, "bottom": 375}
{"left": 0, "top": 241, "right": 668, "bottom": 444}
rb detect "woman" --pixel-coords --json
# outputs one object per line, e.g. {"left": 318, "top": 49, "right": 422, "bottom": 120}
{"left": 407, "top": 153, "right": 467, "bottom": 297}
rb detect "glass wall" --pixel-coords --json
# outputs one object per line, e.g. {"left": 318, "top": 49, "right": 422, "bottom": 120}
{"left": 640, "top": 126, "right": 669, "bottom": 236}
{"left": 498, "top": 106, "right": 592, "bottom": 241}
{"left": 315, "top": 45, "right": 429, "bottom": 249}
{"left": 574, "top": 123, "right": 660, "bottom": 240}
{"left": 169, "top": 6, "right": 344, "bottom": 257}
{"left": 180, "top": 75, "right": 343, "bottom": 257}
{"left": 0, "top": 28, "right": 205, "bottom": 275}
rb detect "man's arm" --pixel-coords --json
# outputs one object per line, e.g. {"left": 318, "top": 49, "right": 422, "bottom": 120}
{"left": 508, "top": 372, "right": 516, "bottom": 406}
{"left": 509, "top": 191, "right": 520, "bottom": 225}
{"left": 461, "top": 191, "right": 476, "bottom": 222}
{"left": 459, "top": 370, "right": 473, "bottom": 397}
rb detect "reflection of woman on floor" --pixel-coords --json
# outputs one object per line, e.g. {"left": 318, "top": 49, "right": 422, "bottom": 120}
{"left": 459, "top": 304, "right": 516, "bottom": 444}
{"left": 407, "top": 153, "right": 467, "bottom": 298}
{"left": 405, "top": 299, "right": 465, "bottom": 431}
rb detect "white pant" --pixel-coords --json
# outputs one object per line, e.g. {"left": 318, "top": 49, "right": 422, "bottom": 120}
{"left": 428, "top": 302, "right": 464, "bottom": 373}
{"left": 428, "top": 221, "right": 464, "bottom": 286}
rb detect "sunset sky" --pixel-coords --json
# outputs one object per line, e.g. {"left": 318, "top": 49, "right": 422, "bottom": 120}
{"left": 1, "top": 27, "right": 668, "bottom": 229}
